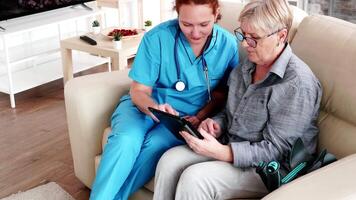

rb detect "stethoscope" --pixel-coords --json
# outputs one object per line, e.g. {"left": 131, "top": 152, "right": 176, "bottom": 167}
{"left": 174, "top": 28, "right": 214, "bottom": 101}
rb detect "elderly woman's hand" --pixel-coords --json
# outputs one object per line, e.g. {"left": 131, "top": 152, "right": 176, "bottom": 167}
{"left": 198, "top": 118, "right": 222, "bottom": 138}
{"left": 180, "top": 128, "right": 233, "bottom": 162}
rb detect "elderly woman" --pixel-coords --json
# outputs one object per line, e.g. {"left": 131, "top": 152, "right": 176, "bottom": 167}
{"left": 153, "top": 0, "right": 322, "bottom": 199}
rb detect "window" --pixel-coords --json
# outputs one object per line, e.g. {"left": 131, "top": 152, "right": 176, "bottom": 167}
{"left": 308, "top": 0, "right": 356, "bottom": 23}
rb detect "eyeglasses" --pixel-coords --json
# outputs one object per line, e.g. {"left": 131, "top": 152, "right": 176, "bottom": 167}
{"left": 233, "top": 27, "right": 283, "bottom": 48}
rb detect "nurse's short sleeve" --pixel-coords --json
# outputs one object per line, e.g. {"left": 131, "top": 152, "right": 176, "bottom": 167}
{"left": 129, "top": 33, "right": 161, "bottom": 87}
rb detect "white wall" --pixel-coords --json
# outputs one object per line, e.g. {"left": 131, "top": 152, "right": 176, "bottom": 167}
{"left": 142, "top": 0, "right": 161, "bottom": 27}
{"left": 160, "top": 0, "right": 176, "bottom": 21}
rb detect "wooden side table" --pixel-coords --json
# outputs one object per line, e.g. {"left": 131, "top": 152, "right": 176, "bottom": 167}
{"left": 60, "top": 32, "right": 143, "bottom": 84}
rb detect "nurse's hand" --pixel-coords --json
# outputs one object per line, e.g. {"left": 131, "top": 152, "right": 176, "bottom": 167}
{"left": 147, "top": 103, "right": 179, "bottom": 122}
{"left": 183, "top": 116, "right": 201, "bottom": 128}
{"left": 156, "top": 103, "right": 179, "bottom": 116}
{"left": 199, "top": 118, "right": 222, "bottom": 138}
{"left": 180, "top": 128, "right": 233, "bottom": 162}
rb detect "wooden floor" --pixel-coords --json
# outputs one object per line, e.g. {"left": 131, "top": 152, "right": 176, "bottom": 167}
{"left": 0, "top": 65, "right": 112, "bottom": 199}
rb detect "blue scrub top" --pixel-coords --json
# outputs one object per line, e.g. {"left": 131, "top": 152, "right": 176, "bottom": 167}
{"left": 128, "top": 19, "right": 239, "bottom": 116}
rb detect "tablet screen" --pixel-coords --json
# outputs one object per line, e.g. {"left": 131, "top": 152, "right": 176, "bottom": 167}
{"left": 148, "top": 107, "right": 203, "bottom": 140}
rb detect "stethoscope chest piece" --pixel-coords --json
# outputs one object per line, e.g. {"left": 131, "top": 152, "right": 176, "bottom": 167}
{"left": 173, "top": 27, "right": 214, "bottom": 98}
{"left": 175, "top": 80, "right": 186, "bottom": 91}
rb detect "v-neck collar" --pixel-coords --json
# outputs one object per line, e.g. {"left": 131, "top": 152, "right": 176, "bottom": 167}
{"left": 178, "top": 25, "right": 218, "bottom": 65}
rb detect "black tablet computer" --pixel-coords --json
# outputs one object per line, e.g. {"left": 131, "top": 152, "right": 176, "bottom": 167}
{"left": 148, "top": 107, "right": 204, "bottom": 140}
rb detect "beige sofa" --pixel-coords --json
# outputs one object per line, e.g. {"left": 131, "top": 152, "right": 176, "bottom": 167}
{"left": 64, "top": 2, "right": 356, "bottom": 200}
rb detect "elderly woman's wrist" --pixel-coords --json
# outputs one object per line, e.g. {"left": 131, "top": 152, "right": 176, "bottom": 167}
{"left": 219, "top": 145, "right": 233, "bottom": 162}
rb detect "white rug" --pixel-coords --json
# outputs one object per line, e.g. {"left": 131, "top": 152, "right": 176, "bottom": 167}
{"left": 1, "top": 182, "right": 74, "bottom": 200}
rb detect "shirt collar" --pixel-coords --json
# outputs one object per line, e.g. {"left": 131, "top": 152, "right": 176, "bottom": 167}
{"left": 207, "top": 24, "right": 218, "bottom": 51}
{"left": 177, "top": 23, "right": 218, "bottom": 63}
{"left": 269, "top": 43, "right": 292, "bottom": 79}
{"left": 241, "top": 43, "right": 292, "bottom": 85}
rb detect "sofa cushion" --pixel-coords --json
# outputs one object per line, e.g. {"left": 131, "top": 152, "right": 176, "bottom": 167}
{"left": 262, "top": 154, "right": 356, "bottom": 199}
{"left": 218, "top": 1, "right": 244, "bottom": 33}
{"left": 102, "top": 127, "right": 111, "bottom": 150}
{"left": 288, "top": 6, "right": 308, "bottom": 42}
{"left": 291, "top": 15, "right": 356, "bottom": 158}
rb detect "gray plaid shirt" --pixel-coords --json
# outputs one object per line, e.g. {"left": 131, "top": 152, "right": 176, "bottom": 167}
{"left": 213, "top": 44, "right": 322, "bottom": 168}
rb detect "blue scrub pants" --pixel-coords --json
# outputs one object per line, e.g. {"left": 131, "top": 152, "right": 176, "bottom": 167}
{"left": 90, "top": 99, "right": 184, "bottom": 200}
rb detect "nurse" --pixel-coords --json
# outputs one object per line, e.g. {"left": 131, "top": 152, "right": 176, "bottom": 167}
{"left": 90, "top": 0, "right": 239, "bottom": 199}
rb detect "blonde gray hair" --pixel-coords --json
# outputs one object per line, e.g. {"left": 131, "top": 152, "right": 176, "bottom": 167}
{"left": 238, "top": 0, "right": 293, "bottom": 35}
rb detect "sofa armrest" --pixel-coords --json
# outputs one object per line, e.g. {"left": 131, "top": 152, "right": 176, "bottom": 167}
{"left": 262, "top": 154, "right": 356, "bottom": 200}
{"left": 64, "top": 70, "right": 131, "bottom": 188}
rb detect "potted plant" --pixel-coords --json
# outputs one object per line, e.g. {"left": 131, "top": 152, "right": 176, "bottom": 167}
{"left": 92, "top": 20, "right": 100, "bottom": 34}
{"left": 113, "top": 32, "right": 123, "bottom": 49}
{"left": 144, "top": 20, "right": 152, "bottom": 31}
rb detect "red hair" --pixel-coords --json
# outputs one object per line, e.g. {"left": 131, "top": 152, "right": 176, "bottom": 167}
{"left": 174, "top": 0, "right": 220, "bottom": 15}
